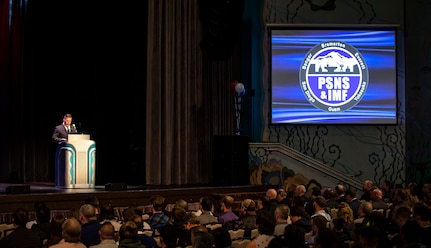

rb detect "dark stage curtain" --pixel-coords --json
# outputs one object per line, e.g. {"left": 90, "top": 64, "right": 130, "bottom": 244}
{"left": 0, "top": 0, "right": 241, "bottom": 185}
{"left": 145, "top": 0, "right": 241, "bottom": 185}
{"left": 0, "top": 0, "right": 36, "bottom": 183}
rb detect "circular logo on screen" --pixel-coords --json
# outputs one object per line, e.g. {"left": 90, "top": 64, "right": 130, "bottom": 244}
{"left": 299, "top": 41, "right": 369, "bottom": 112}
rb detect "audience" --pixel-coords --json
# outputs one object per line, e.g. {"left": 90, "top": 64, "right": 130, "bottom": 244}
{"left": 99, "top": 202, "right": 122, "bottom": 232}
{"left": 4, "top": 180, "right": 431, "bottom": 248}
{"left": 159, "top": 223, "right": 178, "bottom": 248}
{"left": 79, "top": 203, "right": 103, "bottom": 247}
{"left": 118, "top": 221, "right": 145, "bottom": 248}
{"left": 0, "top": 207, "right": 43, "bottom": 248}
{"left": 193, "top": 197, "right": 218, "bottom": 225}
{"left": 210, "top": 227, "right": 231, "bottom": 248}
{"left": 344, "top": 188, "right": 360, "bottom": 219}
{"left": 412, "top": 204, "right": 431, "bottom": 248}
{"left": 31, "top": 203, "right": 52, "bottom": 244}
{"left": 289, "top": 205, "right": 312, "bottom": 233}
{"left": 145, "top": 195, "right": 170, "bottom": 231}
{"left": 311, "top": 195, "right": 332, "bottom": 221}
{"left": 246, "top": 213, "right": 275, "bottom": 248}
{"left": 192, "top": 231, "right": 214, "bottom": 248}
{"left": 130, "top": 214, "right": 157, "bottom": 248}
{"left": 273, "top": 204, "right": 290, "bottom": 237}
{"left": 50, "top": 217, "right": 86, "bottom": 248}
{"left": 48, "top": 214, "right": 66, "bottom": 247}
{"left": 89, "top": 222, "right": 118, "bottom": 248}
{"left": 217, "top": 195, "right": 239, "bottom": 224}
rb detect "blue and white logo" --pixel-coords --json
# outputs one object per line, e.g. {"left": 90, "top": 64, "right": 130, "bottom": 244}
{"left": 299, "top": 41, "right": 369, "bottom": 112}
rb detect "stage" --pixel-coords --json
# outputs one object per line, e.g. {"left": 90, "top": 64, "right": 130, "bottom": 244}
{"left": 0, "top": 182, "right": 268, "bottom": 220}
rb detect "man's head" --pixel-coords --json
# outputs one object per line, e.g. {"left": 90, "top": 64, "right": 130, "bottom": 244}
{"left": 335, "top": 185, "right": 346, "bottom": 196}
{"left": 150, "top": 195, "right": 166, "bottom": 212}
{"left": 221, "top": 195, "right": 234, "bottom": 212}
{"left": 12, "top": 208, "right": 29, "bottom": 227}
{"left": 345, "top": 188, "right": 357, "bottom": 202}
{"left": 266, "top": 188, "right": 277, "bottom": 200}
{"left": 99, "top": 222, "right": 115, "bottom": 241}
{"left": 277, "top": 189, "right": 287, "bottom": 202}
{"left": 79, "top": 204, "right": 97, "bottom": 224}
{"left": 363, "top": 180, "right": 374, "bottom": 191}
{"left": 119, "top": 221, "right": 138, "bottom": 240}
{"left": 295, "top": 185, "right": 306, "bottom": 197}
{"left": 200, "top": 197, "right": 214, "bottom": 212}
{"left": 274, "top": 204, "right": 290, "bottom": 221}
{"left": 62, "top": 217, "right": 82, "bottom": 243}
{"left": 371, "top": 188, "right": 383, "bottom": 201}
{"left": 63, "top": 114, "right": 73, "bottom": 126}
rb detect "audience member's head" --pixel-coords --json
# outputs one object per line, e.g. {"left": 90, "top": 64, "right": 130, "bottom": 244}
{"left": 200, "top": 197, "right": 215, "bottom": 212}
{"left": 159, "top": 223, "right": 179, "bottom": 248}
{"left": 192, "top": 231, "right": 214, "bottom": 248}
{"left": 413, "top": 204, "right": 431, "bottom": 226}
{"left": 13, "top": 208, "right": 29, "bottom": 226}
{"left": 119, "top": 221, "right": 139, "bottom": 240}
{"left": 311, "top": 215, "right": 328, "bottom": 235}
{"left": 67, "top": 207, "right": 80, "bottom": 220}
{"left": 211, "top": 227, "right": 231, "bottom": 248}
{"left": 256, "top": 212, "right": 275, "bottom": 235}
{"left": 359, "top": 226, "right": 380, "bottom": 248}
{"left": 241, "top": 199, "right": 256, "bottom": 214}
{"left": 84, "top": 196, "right": 100, "bottom": 215}
{"left": 399, "top": 220, "right": 421, "bottom": 247}
{"left": 129, "top": 214, "right": 144, "bottom": 230}
{"left": 314, "top": 227, "right": 338, "bottom": 248}
{"left": 99, "top": 201, "right": 116, "bottom": 220}
{"left": 99, "top": 222, "right": 116, "bottom": 241}
{"left": 122, "top": 207, "right": 138, "bottom": 222}
{"left": 345, "top": 188, "right": 357, "bottom": 202}
{"left": 48, "top": 214, "right": 66, "bottom": 246}
{"left": 190, "top": 225, "right": 208, "bottom": 246}
{"left": 62, "top": 217, "right": 82, "bottom": 243}
{"left": 150, "top": 195, "right": 166, "bottom": 212}
{"left": 221, "top": 195, "right": 235, "bottom": 211}
{"left": 337, "top": 202, "right": 353, "bottom": 224}
{"left": 266, "top": 188, "right": 277, "bottom": 200}
{"left": 274, "top": 204, "right": 290, "bottom": 221}
{"left": 175, "top": 199, "right": 189, "bottom": 212}
{"left": 172, "top": 206, "right": 187, "bottom": 223}
{"left": 284, "top": 224, "right": 306, "bottom": 247}
{"left": 79, "top": 204, "right": 97, "bottom": 224}
{"left": 35, "top": 204, "right": 51, "bottom": 224}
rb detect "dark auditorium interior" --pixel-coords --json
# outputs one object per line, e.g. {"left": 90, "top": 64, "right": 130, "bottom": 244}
{"left": 1, "top": 0, "right": 431, "bottom": 235}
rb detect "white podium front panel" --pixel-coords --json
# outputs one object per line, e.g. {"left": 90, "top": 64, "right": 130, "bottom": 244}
{"left": 55, "top": 134, "right": 96, "bottom": 188}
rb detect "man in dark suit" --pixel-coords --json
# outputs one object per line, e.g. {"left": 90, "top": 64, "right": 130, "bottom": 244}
{"left": 52, "top": 113, "right": 77, "bottom": 143}
{"left": 371, "top": 188, "right": 389, "bottom": 210}
{"left": 345, "top": 188, "right": 361, "bottom": 219}
{"left": 0, "top": 208, "right": 43, "bottom": 247}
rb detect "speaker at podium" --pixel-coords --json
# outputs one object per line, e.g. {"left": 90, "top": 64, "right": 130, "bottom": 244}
{"left": 55, "top": 134, "right": 96, "bottom": 188}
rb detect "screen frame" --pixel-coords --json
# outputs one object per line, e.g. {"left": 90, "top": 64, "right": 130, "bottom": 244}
{"left": 268, "top": 24, "right": 400, "bottom": 125}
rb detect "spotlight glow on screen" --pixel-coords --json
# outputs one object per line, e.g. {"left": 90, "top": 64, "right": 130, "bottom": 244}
{"left": 269, "top": 24, "right": 398, "bottom": 124}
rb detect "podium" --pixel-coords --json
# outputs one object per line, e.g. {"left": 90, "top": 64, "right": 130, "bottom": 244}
{"left": 55, "top": 134, "right": 96, "bottom": 188}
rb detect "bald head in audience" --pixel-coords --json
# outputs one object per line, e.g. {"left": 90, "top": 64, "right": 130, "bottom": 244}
{"left": 99, "top": 222, "right": 116, "bottom": 241}
{"left": 62, "top": 217, "right": 82, "bottom": 243}
{"left": 266, "top": 189, "right": 277, "bottom": 200}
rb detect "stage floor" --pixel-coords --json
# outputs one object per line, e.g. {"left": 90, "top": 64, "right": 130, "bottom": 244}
{"left": 0, "top": 182, "right": 268, "bottom": 214}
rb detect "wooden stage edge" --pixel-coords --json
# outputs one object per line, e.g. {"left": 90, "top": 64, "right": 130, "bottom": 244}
{"left": 0, "top": 183, "right": 269, "bottom": 213}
